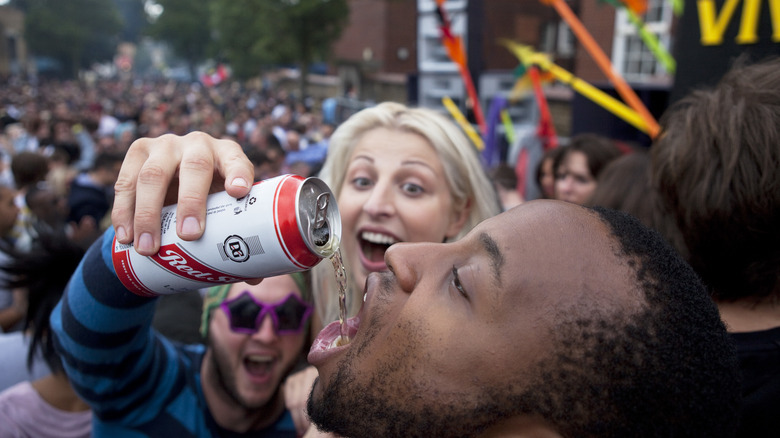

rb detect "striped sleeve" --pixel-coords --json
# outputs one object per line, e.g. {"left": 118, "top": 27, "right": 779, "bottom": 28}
{"left": 50, "top": 228, "right": 185, "bottom": 426}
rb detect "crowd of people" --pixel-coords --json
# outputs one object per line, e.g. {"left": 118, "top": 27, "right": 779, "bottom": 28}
{"left": 0, "top": 55, "right": 777, "bottom": 437}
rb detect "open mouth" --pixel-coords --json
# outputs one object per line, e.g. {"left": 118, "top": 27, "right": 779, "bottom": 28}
{"left": 308, "top": 316, "right": 361, "bottom": 365}
{"left": 244, "top": 354, "right": 274, "bottom": 377}
{"left": 359, "top": 231, "right": 398, "bottom": 263}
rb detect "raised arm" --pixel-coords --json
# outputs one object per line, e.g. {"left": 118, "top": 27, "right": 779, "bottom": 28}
{"left": 50, "top": 132, "right": 255, "bottom": 423}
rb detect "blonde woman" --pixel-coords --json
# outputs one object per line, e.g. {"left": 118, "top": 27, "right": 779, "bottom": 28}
{"left": 310, "top": 101, "right": 500, "bottom": 333}
{"left": 286, "top": 102, "right": 500, "bottom": 435}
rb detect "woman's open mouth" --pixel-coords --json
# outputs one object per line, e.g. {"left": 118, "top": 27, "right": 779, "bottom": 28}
{"left": 358, "top": 231, "right": 398, "bottom": 270}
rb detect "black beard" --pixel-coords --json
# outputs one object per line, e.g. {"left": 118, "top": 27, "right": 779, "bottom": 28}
{"left": 306, "top": 359, "right": 513, "bottom": 438}
{"left": 305, "top": 274, "right": 513, "bottom": 438}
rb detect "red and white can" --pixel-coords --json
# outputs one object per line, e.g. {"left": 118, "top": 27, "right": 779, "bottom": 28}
{"left": 112, "top": 174, "right": 341, "bottom": 297}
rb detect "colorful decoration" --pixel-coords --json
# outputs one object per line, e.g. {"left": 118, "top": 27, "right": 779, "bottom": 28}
{"left": 527, "top": 65, "right": 559, "bottom": 151}
{"left": 502, "top": 41, "right": 652, "bottom": 135}
{"left": 435, "top": 0, "right": 487, "bottom": 133}
{"left": 483, "top": 96, "right": 508, "bottom": 167}
{"left": 200, "top": 64, "right": 230, "bottom": 87}
{"left": 500, "top": 109, "right": 516, "bottom": 146}
{"left": 442, "top": 96, "right": 485, "bottom": 151}
{"left": 541, "top": 0, "right": 660, "bottom": 138}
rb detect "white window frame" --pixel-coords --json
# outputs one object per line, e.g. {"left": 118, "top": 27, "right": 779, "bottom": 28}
{"left": 611, "top": 0, "right": 674, "bottom": 83}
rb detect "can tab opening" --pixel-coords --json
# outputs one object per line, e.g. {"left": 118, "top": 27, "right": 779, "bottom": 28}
{"left": 313, "top": 193, "right": 331, "bottom": 246}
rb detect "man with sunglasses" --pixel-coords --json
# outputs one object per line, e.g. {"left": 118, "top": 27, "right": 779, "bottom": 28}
{"left": 50, "top": 244, "right": 314, "bottom": 438}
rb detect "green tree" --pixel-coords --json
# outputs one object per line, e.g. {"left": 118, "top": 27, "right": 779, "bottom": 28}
{"left": 146, "top": 0, "right": 212, "bottom": 79}
{"left": 16, "top": 0, "right": 122, "bottom": 78}
{"left": 210, "top": 0, "right": 349, "bottom": 97}
{"left": 113, "top": 0, "right": 149, "bottom": 44}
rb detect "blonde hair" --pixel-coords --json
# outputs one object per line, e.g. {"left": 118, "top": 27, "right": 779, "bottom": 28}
{"left": 312, "top": 102, "right": 500, "bottom": 325}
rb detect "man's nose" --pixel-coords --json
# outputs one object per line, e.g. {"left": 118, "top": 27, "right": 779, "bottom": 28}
{"left": 385, "top": 241, "right": 434, "bottom": 294}
{"left": 251, "top": 313, "right": 279, "bottom": 342}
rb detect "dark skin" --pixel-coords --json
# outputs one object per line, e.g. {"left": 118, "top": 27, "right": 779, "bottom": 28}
{"left": 306, "top": 200, "right": 639, "bottom": 437}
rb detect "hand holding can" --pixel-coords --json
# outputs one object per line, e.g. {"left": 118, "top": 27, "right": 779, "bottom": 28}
{"left": 112, "top": 132, "right": 255, "bottom": 256}
{"left": 112, "top": 174, "right": 341, "bottom": 296}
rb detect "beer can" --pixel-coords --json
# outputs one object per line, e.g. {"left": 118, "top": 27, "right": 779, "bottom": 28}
{"left": 112, "top": 174, "right": 341, "bottom": 297}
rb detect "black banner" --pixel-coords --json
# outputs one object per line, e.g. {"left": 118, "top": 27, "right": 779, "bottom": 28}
{"left": 671, "top": 0, "right": 780, "bottom": 102}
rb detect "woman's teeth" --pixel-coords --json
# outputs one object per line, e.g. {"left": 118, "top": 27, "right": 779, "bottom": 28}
{"left": 361, "top": 231, "right": 398, "bottom": 245}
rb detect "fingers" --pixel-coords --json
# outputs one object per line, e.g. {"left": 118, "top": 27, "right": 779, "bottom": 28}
{"left": 212, "top": 135, "right": 253, "bottom": 198}
{"left": 111, "top": 132, "right": 254, "bottom": 257}
{"left": 112, "top": 136, "right": 160, "bottom": 247}
{"left": 175, "top": 133, "right": 253, "bottom": 241}
{"left": 114, "top": 135, "right": 182, "bottom": 255}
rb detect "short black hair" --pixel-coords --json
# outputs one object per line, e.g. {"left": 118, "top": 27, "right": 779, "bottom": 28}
{"left": 515, "top": 207, "right": 741, "bottom": 437}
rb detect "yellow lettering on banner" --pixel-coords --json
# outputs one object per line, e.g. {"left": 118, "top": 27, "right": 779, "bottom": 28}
{"left": 698, "top": 0, "right": 780, "bottom": 44}
{"left": 698, "top": 0, "right": 743, "bottom": 44}
{"left": 737, "top": 0, "right": 761, "bottom": 43}
{"left": 771, "top": 0, "right": 780, "bottom": 41}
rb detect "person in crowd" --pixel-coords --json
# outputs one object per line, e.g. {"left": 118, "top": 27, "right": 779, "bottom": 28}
{"left": 66, "top": 151, "right": 124, "bottom": 244}
{"left": 650, "top": 56, "right": 780, "bottom": 438}
{"left": 553, "top": 133, "right": 622, "bottom": 205}
{"left": 9, "top": 151, "right": 49, "bottom": 251}
{"left": 306, "top": 200, "right": 742, "bottom": 437}
{"left": 534, "top": 146, "right": 563, "bottom": 199}
{"left": 0, "top": 184, "right": 23, "bottom": 333}
{"left": 0, "top": 230, "right": 91, "bottom": 437}
{"left": 489, "top": 162, "right": 524, "bottom": 211}
{"left": 51, "top": 208, "right": 316, "bottom": 438}
{"left": 25, "top": 183, "right": 70, "bottom": 237}
{"left": 588, "top": 150, "right": 655, "bottom": 226}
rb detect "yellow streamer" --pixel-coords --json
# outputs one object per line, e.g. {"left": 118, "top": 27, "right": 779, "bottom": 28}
{"left": 442, "top": 96, "right": 485, "bottom": 151}
{"left": 501, "top": 41, "right": 650, "bottom": 135}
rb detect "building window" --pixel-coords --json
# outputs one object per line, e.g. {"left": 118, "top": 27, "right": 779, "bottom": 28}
{"left": 612, "top": 0, "right": 673, "bottom": 83}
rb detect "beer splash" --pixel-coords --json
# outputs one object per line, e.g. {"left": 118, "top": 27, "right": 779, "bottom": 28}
{"left": 330, "top": 247, "right": 349, "bottom": 346}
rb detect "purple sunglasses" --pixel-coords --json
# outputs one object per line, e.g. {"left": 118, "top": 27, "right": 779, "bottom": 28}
{"left": 220, "top": 291, "right": 313, "bottom": 336}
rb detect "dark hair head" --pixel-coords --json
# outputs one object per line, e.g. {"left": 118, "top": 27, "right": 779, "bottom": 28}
{"left": 489, "top": 163, "right": 517, "bottom": 191}
{"left": 11, "top": 151, "right": 49, "bottom": 189}
{"left": 1, "top": 230, "right": 84, "bottom": 374}
{"left": 517, "top": 207, "right": 741, "bottom": 437}
{"left": 553, "top": 134, "right": 622, "bottom": 180}
{"left": 651, "top": 56, "right": 780, "bottom": 301}
{"left": 588, "top": 151, "right": 655, "bottom": 226}
{"left": 534, "top": 147, "right": 564, "bottom": 196}
{"left": 91, "top": 151, "right": 125, "bottom": 172}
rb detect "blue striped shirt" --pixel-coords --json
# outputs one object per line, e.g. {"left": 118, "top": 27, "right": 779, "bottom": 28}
{"left": 50, "top": 228, "right": 296, "bottom": 437}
